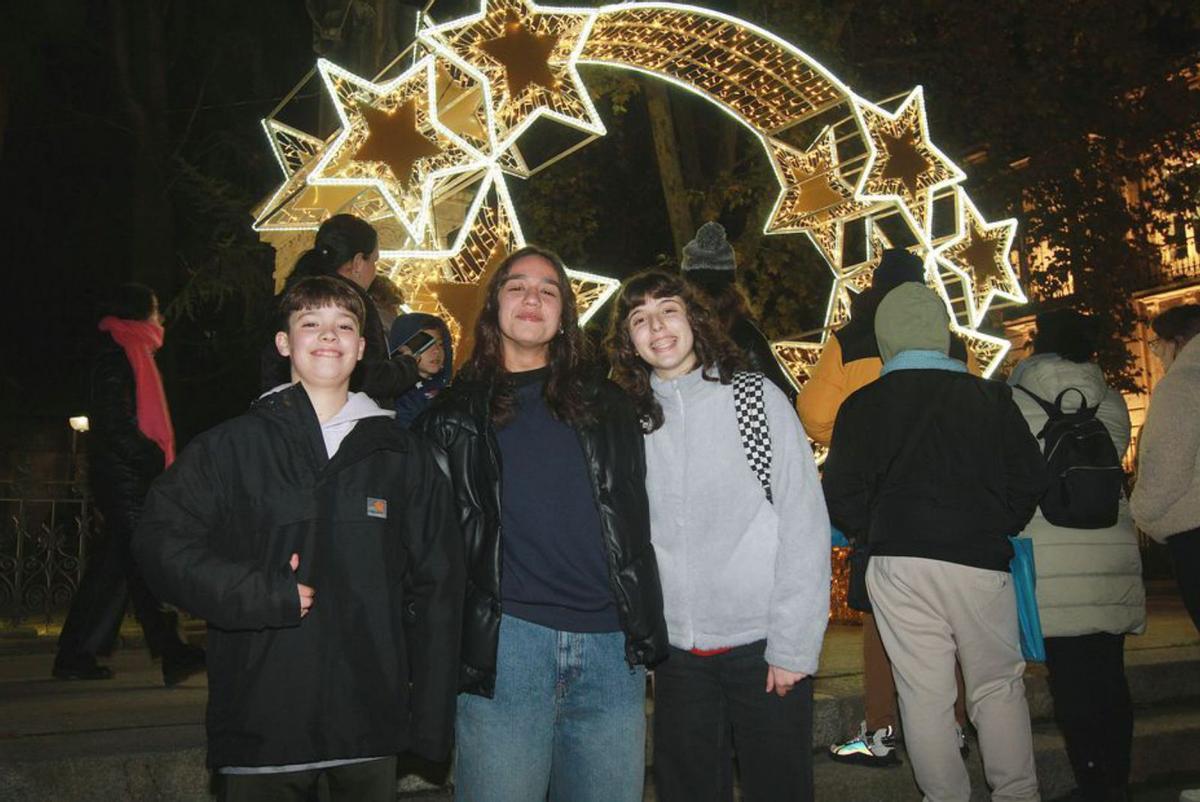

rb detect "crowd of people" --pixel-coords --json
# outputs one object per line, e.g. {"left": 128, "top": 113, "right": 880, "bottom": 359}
{"left": 56, "top": 212, "right": 1200, "bottom": 802}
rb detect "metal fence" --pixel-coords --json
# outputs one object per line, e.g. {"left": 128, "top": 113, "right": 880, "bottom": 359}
{"left": 0, "top": 496, "right": 95, "bottom": 626}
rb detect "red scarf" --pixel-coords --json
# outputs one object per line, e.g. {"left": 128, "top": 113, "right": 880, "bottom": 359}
{"left": 98, "top": 316, "right": 176, "bottom": 466}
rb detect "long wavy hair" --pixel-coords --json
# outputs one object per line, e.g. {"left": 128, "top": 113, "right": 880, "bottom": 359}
{"left": 460, "top": 245, "right": 594, "bottom": 428}
{"left": 605, "top": 269, "right": 744, "bottom": 433}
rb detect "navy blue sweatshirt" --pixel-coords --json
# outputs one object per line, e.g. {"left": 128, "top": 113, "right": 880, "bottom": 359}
{"left": 495, "top": 368, "right": 620, "bottom": 633}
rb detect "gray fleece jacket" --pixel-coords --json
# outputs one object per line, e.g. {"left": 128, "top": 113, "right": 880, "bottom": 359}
{"left": 645, "top": 368, "right": 830, "bottom": 675}
{"left": 1131, "top": 335, "right": 1200, "bottom": 542}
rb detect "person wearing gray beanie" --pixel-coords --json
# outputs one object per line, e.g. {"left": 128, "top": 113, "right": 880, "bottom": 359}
{"left": 823, "top": 280, "right": 1049, "bottom": 802}
{"left": 681, "top": 221, "right": 738, "bottom": 274}
{"left": 679, "top": 221, "right": 798, "bottom": 404}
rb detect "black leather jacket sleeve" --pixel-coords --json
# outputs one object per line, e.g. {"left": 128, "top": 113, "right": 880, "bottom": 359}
{"left": 401, "top": 441, "right": 466, "bottom": 761}
{"left": 356, "top": 352, "right": 420, "bottom": 400}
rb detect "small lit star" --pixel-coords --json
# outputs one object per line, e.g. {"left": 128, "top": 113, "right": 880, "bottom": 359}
{"left": 856, "top": 87, "right": 965, "bottom": 236}
{"left": 420, "top": 0, "right": 604, "bottom": 152}
{"left": 934, "top": 188, "right": 1023, "bottom": 327}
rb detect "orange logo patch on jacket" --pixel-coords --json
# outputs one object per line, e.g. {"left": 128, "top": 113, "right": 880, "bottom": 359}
{"left": 367, "top": 498, "right": 388, "bottom": 519}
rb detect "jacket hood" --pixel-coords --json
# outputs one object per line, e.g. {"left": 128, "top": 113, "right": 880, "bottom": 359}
{"left": 1008, "top": 353, "right": 1109, "bottom": 410}
{"left": 875, "top": 283, "right": 950, "bottom": 363}
{"left": 388, "top": 312, "right": 454, "bottom": 385}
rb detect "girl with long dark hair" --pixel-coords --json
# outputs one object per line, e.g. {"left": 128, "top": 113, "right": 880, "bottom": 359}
{"left": 415, "top": 245, "right": 668, "bottom": 802}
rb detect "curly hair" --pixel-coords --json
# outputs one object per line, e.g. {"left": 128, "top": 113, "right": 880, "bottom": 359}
{"left": 459, "top": 245, "right": 594, "bottom": 428}
{"left": 605, "top": 269, "right": 744, "bottom": 433}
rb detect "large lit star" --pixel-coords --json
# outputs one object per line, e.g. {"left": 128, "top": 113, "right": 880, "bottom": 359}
{"left": 480, "top": 14, "right": 561, "bottom": 96}
{"left": 855, "top": 87, "right": 964, "bottom": 236}
{"left": 307, "top": 57, "right": 485, "bottom": 244}
{"left": 420, "top": 0, "right": 604, "bottom": 153}
{"left": 765, "top": 130, "right": 872, "bottom": 269}
{"left": 933, "top": 188, "right": 1023, "bottom": 327}
{"left": 353, "top": 100, "right": 443, "bottom": 189}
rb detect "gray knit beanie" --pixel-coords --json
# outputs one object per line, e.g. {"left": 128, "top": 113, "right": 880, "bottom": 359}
{"left": 681, "top": 221, "right": 736, "bottom": 273}
{"left": 875, "top": 283, "right": 951, "bottom": 363}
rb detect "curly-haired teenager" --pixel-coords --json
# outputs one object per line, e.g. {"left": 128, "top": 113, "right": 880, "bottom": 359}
{"left": 415, "top": 246, "right": 668, "bottom": 802}
{"left": 606, "top": 269, "right": 830, "bottom": 802}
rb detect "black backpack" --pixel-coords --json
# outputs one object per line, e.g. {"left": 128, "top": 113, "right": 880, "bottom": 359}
{"left": 1016, "top": 385, "right": 1123, "bottom": 529}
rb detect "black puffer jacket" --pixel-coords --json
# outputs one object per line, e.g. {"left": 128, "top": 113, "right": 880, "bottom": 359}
{"left": 88, "top": 335, "right": 165, "bottom": 524}
{"left": 134, "top": 385, "right": 464, "bottom": 767}
{"left": 415, "top": 375, "right": 669, "bottom": 697}
{"left": 823, "top": 369, "right": 1048, "bottom": 572}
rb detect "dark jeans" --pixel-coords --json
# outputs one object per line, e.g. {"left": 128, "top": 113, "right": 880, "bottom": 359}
{"left": 1043, "top": 633, "right": 1132, "bottom": 797}
{"left": 1168, "top": 526, "right": 1200, "bottom": 633}
{"left": 56, "top": 502, "right": 183, "bottom": 663}
{"left": 219, "top": 756, "right": 398, "bottom": 802}
{"left": 653, "top": 641, "right": 814, "bottom": 802}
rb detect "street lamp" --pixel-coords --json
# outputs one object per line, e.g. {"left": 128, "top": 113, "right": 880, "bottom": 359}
{"left": 68, "top": 416, "right": 89, "bottom": 486}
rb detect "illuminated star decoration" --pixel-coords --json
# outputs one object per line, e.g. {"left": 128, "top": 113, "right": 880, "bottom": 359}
{"left": 480, "top": 14, "right": 561, "bottom": 96}
{"left": 765, "top": 129, "right": 871, "bottom": 269}
{"left": 420, "top": 0, "right": 604, "bottom": 153}
{"left": 424, "top": 241, "right": 509, "bottom": 367}
{"left": 855, "top": 87, "right": 965, "bottom": 237}
{"left": 934, "top": 188, "right": 1024, "bottom": 328}
{"left": 307, "top": 57, "right": 483, "bottom": 244}
{"left": 253, "top": 120, "right": 369, "bottom": 233}
{"left": 353, "top": 100, "right": 444, "bottom": 189}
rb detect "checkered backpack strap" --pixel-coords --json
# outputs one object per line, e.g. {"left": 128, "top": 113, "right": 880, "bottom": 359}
{"left": 732, "top": 371, "right": 773, "bottom": 504}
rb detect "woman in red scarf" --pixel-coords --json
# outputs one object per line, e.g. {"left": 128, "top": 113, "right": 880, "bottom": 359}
{"left": 53, "top": 284, "right": 205, "bottom": 685}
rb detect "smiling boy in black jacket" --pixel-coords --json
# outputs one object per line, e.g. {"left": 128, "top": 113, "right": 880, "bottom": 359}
{"left": 133, "top": 276, "right": 464, "bottom": 802}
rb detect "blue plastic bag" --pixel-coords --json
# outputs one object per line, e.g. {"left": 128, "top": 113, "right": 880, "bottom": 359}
{"left": 1009, "top": 536, "right": 1045, "bottom": 663}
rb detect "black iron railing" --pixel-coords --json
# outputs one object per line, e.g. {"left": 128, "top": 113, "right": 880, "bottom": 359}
{"left": 0, "top": 496, "right": 95, "bottom": 626}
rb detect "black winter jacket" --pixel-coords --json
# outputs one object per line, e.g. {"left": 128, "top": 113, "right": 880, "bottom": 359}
{"left": 133, "top": 385, "right": 464, "bottom": 767}
{"left": 415, "top": 375, "right": 669, "bottom": 697}
{"left": 88, "top": 335, "right": 165, "bottom": 525}
{"left": 822, "top": 369, "right": 1048, "bottom": 572}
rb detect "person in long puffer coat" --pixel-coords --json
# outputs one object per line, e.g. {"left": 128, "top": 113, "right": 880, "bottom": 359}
{"left": 1009, "top": 308, "right": 1144, "bottom": 802}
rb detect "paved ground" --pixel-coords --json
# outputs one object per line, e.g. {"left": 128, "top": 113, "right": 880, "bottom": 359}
{"left": 1, "top": 585, "right": 1196, "bottom": 801}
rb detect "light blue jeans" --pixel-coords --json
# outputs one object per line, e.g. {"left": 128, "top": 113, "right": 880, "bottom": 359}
{"left": 454, "top": 614, "right": 647, "bottom": 802}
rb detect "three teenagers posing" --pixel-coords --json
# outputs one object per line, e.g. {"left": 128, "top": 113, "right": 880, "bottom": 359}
{"left": 136, "top": 212, "right": 829, "bottom": 801}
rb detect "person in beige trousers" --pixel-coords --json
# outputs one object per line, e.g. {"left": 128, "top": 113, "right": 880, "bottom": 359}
{"left": 823, "top": 283, "right": 1048, "bottom": 802}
